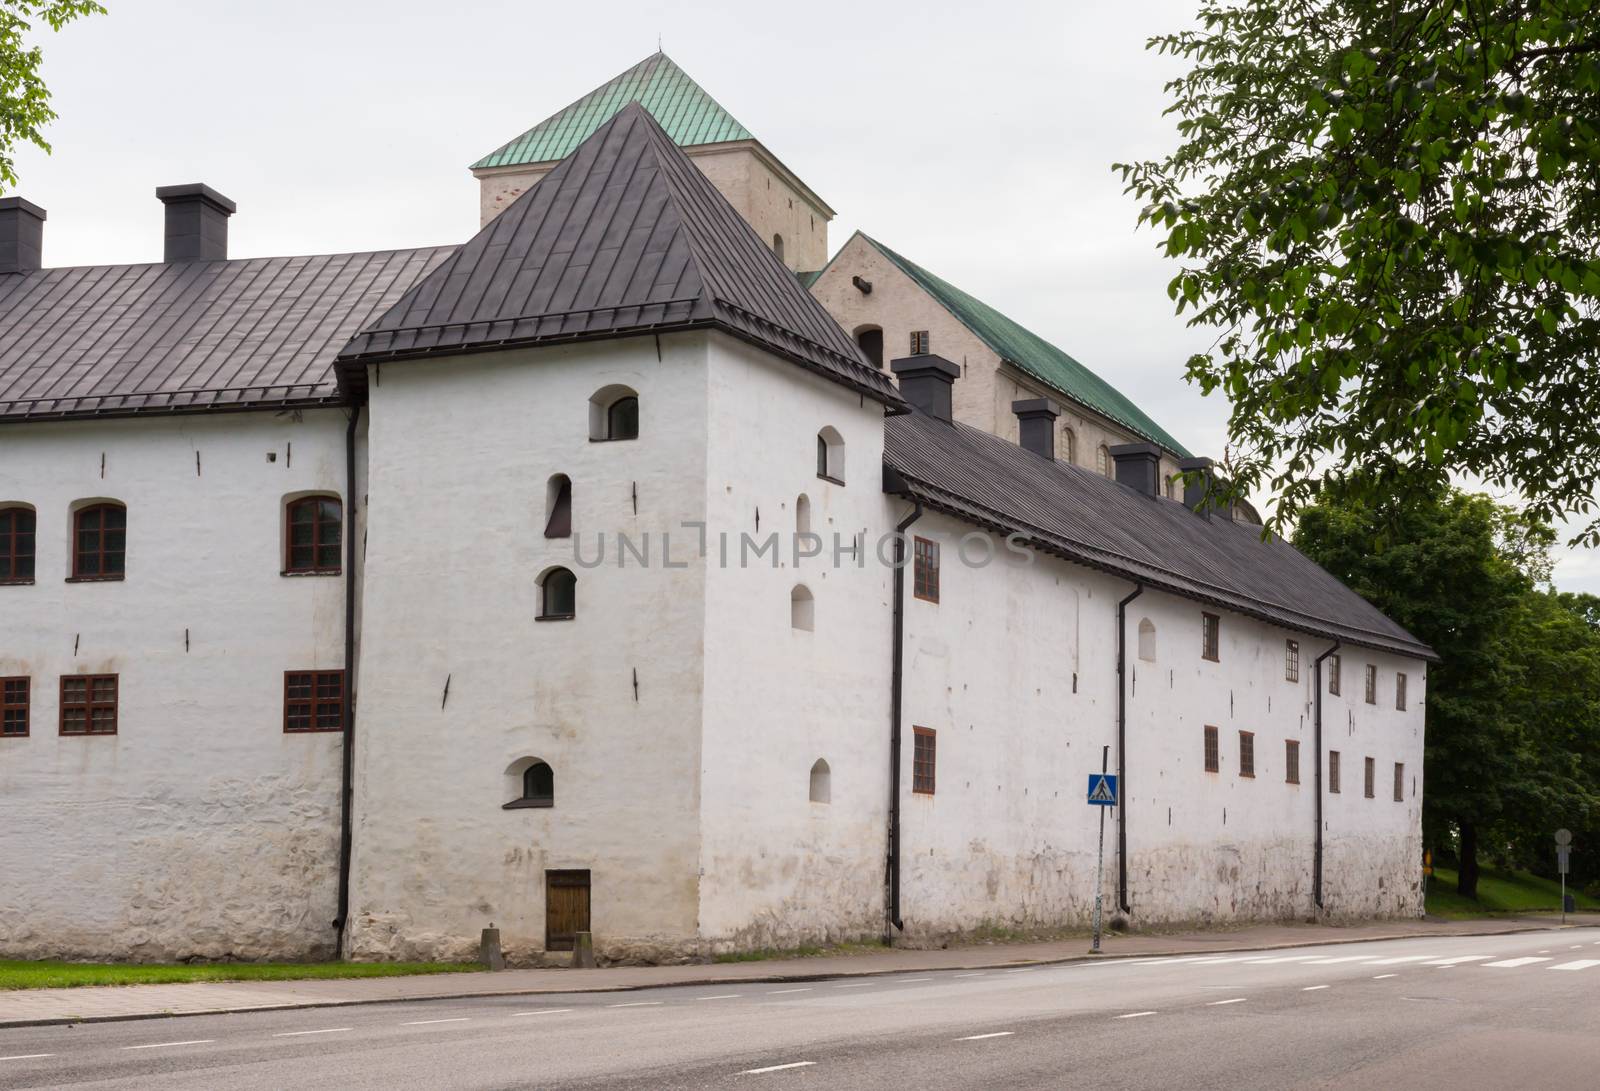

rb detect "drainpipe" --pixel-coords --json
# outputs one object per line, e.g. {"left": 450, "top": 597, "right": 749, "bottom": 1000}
{"left": 1312, "top": 640, "right": 1340, "bottom": 911}
{"left": 1115, "top": 584, "right": 1142, "bottom": 915}
{"left": 886, "top": 499, "right": 922, "bottom": 936}
{"left": 334, "top": 404, "right": 362, "bottom": 958}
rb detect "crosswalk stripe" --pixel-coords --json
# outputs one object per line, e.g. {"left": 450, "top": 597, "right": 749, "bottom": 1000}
{"left": 1549, "top": 960, "right": 1600, "bottom": 971}
{"left": 1305, "top": 955, "right": 1379, "bottom": 964}
{"left": 1368, "top": 956, "right": 1439, "bottom": 965}
{"left": 1483, "top": 957, "right": 1552, "bottom": 968}
{"left": 1424, "top": 956, "right": 1495, "bottom": 965}
{"left": 1248, "top": 955, "right": 1324, "bottom": 963}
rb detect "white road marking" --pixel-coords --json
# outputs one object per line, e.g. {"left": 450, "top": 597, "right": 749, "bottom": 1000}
{"left": 895, "top": 977, "right": 934, "bottom": 983}
{"left": 272, "top": 1027, "right": 352, "bottom": 1037}
{"left": 1306, "top": 955, "right": 1380, "bottom": 964}
{"left": 698, "top": 994, "right": 742, "bottom": 1001}
{"left": 1484, "top": 957, "right": 1553, "bottom": 968}
{"left": 511, "top": 1009, "right": 573, "bottom": 1017}
{"left": 1369, "top": 956, "right": 1438, "bottom": 965}
{"left": 834, "top": 982, "right": 874, "bottom": 989}
{"left": 608, "top": 1001, "right": 664, "bottom": 1008}
{"left": 1004, "top": 967, "right": 1037, "bottom": 973}
{"left": 1117, "top": 1011, "right": 1158, "bottom": 1018}
{"left": 952, "top": 972, "right": 985, "bottom": 978}
{"left": 1538, "top": 950, "right": 1550, "bottom": 954}
{"left": 0, "top": 1055, "right": 54, "bottom": 1062}
{"left": 401, "top": 1018, "right": 469, "bottom": 1025}
{"left": 1549, "top": 960, "right": 1600, "bottom": 971}
{"left": 955, "top": 1031, "right": 1015, "bottom": 1041}
{"left": 1372, "top": 974, "right": 1399, "bottom": 980}
{"left": 741, "top": 1061, "right": 816, "bottom": 1074}
{"left": 1302, "top": 985, "right": 1330, "bottom": 991}
{"left": 767, "top": 988, "right": 812, "bottom": 995}
{"left": 1424, "top": 956, "right": 1495, "bottom": 965}
{"left": 1572, "top": 945, "right": 1585, "bottom": 950}
{"left": 1248, "top": 955, "right": 1323, "bottom": 964}
{"left": 1208, "top": 998, "right": 1247, "bottom": 1006}
{"left": 122, "top": 1040, "right": 215, "bottom": 1050}
{"left": 1186, "top": 956, "right": 1256, "bottom": 964}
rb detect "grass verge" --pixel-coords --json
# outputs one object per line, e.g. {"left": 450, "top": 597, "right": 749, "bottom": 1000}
{"left": 1424, "top": 865, "right": 1600, "bottom": 919}
{"left": 0, "top": 960, "right": 478, "bottom": 991}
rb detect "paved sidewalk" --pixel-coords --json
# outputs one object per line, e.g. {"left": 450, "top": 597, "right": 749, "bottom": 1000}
{"left": 3, "top": 913, "right": 1594, "bottom": 1028}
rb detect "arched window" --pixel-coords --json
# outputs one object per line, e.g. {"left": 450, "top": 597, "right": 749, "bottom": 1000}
{"left": 795, "top": 493, "right": 811, "bottom": 536}
{"left": 1138, "top": 617, "right": 1156, "bottom": 662}
{"left": 285, "top": 495, "right": 342, "bottom": 574}
{"left": 545, "top": 475, "right": 572, "bottom": 538}
{"left": 0, "top": 505, "right": 36, "bottom": 584}
{"left": 1165, "top": 475, "right": 1177, "bottom": 500}
{"left": 854, "top": 325, "right": 884, "bottom": 368}
{"left": 790, "top": 584, "right": 814, "bottom": 631}
{"left": 1096, "top": 444, "right": 1112, "bottom": 477}
{"left": 1061, "top": 427, "right": 1076, "bottom": 465}
{"left": 816, "top": 427, "right": 845, "bottom": 483}
{"left": 504, "top": 758, "right": 554, "bottom": 809}
{"left": 72, "top": 502, "right": 126, "bottom": 579}
{"left": 772, "top": 233, "right": 785, "bottom": 262}
{"left": 589, "top": 385, "right": 639, "bottom": 442}
{"left": 539, "top": 567, "right": 577, "bottom": 620}
{"left": 810, "top": 759, "right": 831, "bottom": 803}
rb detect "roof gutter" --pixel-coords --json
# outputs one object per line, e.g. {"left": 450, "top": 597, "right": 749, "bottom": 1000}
{"left": 1312, "top": 639, "right": 1341, "bottom": 911}
{"left": 334, "top": 403, "right": 361, "bottom": 958}
{"left": 886, "top": 489, "right": 922, "bottom": 937}
{"left": 1116, "top": 583, "right": 1142, "bottom": 915}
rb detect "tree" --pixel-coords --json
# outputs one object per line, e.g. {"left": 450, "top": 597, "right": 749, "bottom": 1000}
{"left": 1118, "top": 2, "right": 1600, "bottom": 544}
{"left": 0, "top": 1, "right": 104, "bottom": 190}
{"left": 1293, "top": 487, "right": 1538, "bottom": 898}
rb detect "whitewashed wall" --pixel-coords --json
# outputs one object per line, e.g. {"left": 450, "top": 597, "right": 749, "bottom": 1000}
{"left": 345, "top": 335, "right": 713, "bottom": 964}
{"left": 0, "top": 411, "right": 351, "bottom": 960}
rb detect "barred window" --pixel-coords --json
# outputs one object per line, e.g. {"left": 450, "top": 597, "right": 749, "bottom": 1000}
{"left": 1239, "top": 730, "right": 1255, "bottom": 778}
{"left": 284, "top": 670, "right": 345, "bottom": 733}
{"left": 912, "top": 727, "right": 937, "bottom": 794}
{"left": 1393, "top": 762, "right": 1405, "bottom": 802}
{"left": 2, "top": 677, "right": 29, "bottom": 737}
{"left": 1364, "top": 664, "right": 1377, "bottom": 704}
{"left": 0, "top": 506, "right": 36, "bottom": 584}
{"left": 1204, "top": 725, "right": 1220, "bottom": 773}
{"left": 1201, "top": 612, "right": 1220, "bottom": 661}
{"left": 1364, "top": 756, "right": 1376, "bottom": 798}
{"left": 1396, "top": 672, "right": 1407, "bottom": 711}
{"left": 60, "top": 674, "right": 117, "bottom": 735}
{"left": 285, "top": 496, "right": 342, "bottom": 574}
{"left": 1329, "top": 750, "right": 1342, "bottom": 793}
{"left": 1285, "top": 739, "right": 1300, "bottom": 784}
{"left": 1285, "top": 639, "right": 1299, "bottom": 682}
{"left": 913, "top": 537, "right": 940, "bottom": 603}
{"left": 1328, "top": 654, "right": 1341, "bottom": 695}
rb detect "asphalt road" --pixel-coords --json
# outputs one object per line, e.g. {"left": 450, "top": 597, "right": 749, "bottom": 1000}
{"left": 2, "top": 928, "right": 1598, "bottom": 1090}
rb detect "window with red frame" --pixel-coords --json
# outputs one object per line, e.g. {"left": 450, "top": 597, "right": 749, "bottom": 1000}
{"left": 72, "top": 504, "right": 125, "bottom": 579}
{"left": 912, "top": 727, "right": 937, "bottom": 794}
{"left": 1204, "top": 725, "right": 1220, "bottom": 772}
{"left": 1238, "top": 730, "right": 1256, "bottom": 777}
{"left": 285, "top": 497, "right": 342, "bottom": 574}
{"left": 60, "top": 675, "right": 117, "bottom": 735}
{"left": 284, "top": 670, "right": 345, "bottom": 732}
{"left": 0, "top": 507, "right": 36, "bottom": 584}
{"left": 2, "top": 677, "right": 29, "bottom": 736}
{"left": 913, "top": 536, "right": 940, "bottom": 603}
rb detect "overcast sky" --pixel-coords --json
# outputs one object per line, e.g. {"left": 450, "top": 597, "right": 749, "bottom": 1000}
{"left": 12, "top": 0, "right": 1596, "bottom": 592}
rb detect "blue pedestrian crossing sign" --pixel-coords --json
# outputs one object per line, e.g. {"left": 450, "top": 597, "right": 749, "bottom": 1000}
{"left": 1087, "top": 774, "right": 1118, "bottom": 806}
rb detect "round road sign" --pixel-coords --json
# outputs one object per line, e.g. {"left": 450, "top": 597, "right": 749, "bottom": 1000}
{"left": 1555, "top": 828, "right": 1573, "bottom": 846}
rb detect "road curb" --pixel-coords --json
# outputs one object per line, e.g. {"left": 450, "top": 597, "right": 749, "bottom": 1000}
{"left": 0, "top": 919, "right": 1581, "bottom": 1029}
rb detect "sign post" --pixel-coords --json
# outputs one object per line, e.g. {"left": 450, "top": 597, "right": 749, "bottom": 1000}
{"left": 1556, "top": 829, "right": 1572, "bottom": 923}
{"left": 1087, "top": 748, "right": 1118, "bottom": 954}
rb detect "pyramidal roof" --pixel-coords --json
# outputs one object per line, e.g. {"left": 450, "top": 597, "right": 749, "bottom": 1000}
{"left": 472, "top": 53, "right": 754, "bottom": 171}
{"left": 341, "top": 103, "right": 900, "bottom": 407}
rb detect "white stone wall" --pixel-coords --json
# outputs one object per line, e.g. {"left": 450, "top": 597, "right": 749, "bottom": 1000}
{"left": 0, "top": 411, "right": 352, "bottom": 961}
{"left": 344, "top": 335, "right": 714, "bottom": 964}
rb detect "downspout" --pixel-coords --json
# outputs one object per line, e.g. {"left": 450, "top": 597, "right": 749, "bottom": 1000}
{"left": 1312, "top": 640, "right": 1341, "bottom": 911}
{"left": 1115, "top": 584, "right": 1142, "bottom": 915}
{"left": 334, "top": 404, "right": 361, "bottom": 958}
{"left": 886, "top": 499, "right": 922, "bottom": 936}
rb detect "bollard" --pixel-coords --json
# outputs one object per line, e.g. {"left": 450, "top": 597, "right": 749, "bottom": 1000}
{"left": 572, "top": 931, "right": 596, "bottom": 969}
{"left": 480, "top": 926, "right": 505, "bottom": 972}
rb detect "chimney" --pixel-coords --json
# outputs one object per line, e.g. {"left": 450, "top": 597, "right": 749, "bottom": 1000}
{"left": 1012, "top": 398, "right": 1060, "bottom": 460}
{"left": 890, "top": 355, "right": 959, "bottom": 422}
{"left": 1110, "top": 443, "right": 1162, "bottom": 498}
{"left": 156, "top": 183, "right": 236, "bottom": 262}
{"left": 1176, "top": 456, "right": 1217, "bottom": 514}
{"left": 0, "top": 197, "right": 46, "bottom": 275}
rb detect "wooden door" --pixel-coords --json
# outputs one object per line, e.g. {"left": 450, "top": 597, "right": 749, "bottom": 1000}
{"left": 545, "top": 869, "right": 590, "bottom": 951}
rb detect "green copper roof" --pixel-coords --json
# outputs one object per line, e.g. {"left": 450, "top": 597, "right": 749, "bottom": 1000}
{"left": 860, "top": 234, "right": 1191, "bottom": 457}
{"left": 473, "top": 53, "right": 754, "bottom": 170}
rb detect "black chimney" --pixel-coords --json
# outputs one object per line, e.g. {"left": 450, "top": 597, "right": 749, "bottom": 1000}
{"left": 1176, "top": 456, "right": 1217, "bottom": 514}
{"left": 890, "top": 355, "right": 959, "bottom": 422}
{"left": 0, "top": 197, "right": 45, "bottom": 275}
{"left": 156, "top": 183, "right": 236, "bottom": 262}
{"left": 1110, "top": 442, "right": 1162, "bottom": 498}
{"left": 1012, "top": 398, "right": 1060, "bottom": 460}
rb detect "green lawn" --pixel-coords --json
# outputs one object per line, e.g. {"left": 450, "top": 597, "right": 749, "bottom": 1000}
{"left": 0, "top": 959, "right": 478, "bottom": 991}
{"left": 1425, "top": 866, "right": 1600, "bottom": 919}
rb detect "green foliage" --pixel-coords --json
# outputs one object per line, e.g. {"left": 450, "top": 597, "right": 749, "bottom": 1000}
{"left": 1118, "top": 1, "right": 1600, "bottom": 544}
{"left": 0, "top": 1, "right": 103, "bottom": 190}
{"left": 0, "top": 959, "right": 476, "bottom": 990}
{"left": 1424, "top": 865, "right": 1600, "bottom": 918}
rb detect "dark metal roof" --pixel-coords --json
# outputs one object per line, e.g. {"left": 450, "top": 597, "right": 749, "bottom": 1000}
{"left": 883, "top": 411, "right": 1435, "bottom": 660}
{"left": 0, "top": 246, "right": 453, "bottom": 422}
{"left": 341, "top": 103, "right": 902, "bottom": 409}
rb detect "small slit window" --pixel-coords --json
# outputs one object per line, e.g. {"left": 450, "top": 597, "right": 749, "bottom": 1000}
{"left": 1061, "top": 428, "right": 1076, "bottom": 464}
{"left": 545, "top": 475, "right": 573, "bottom": 539}
{"left": 816, "top": 427, "right": 845, "bottom": 483}
{"left": 1137, "top": 618, "right": 1156, "bottom": 662}
{"left": 1364, "top": 756, "right": 1376, "bottom": 798}
{"left": 1201, "top": 612, "right": 1220, "bottom": 661}
{"left": 1393, "top": 762, "right": 1405, "bottom": 802}
{"left": 1329, "top": 750, "right": 1342, "bottom": 793}
{"left": 772, "top": 233, "right": 785, "bottom": 262}
{"left": 1328, "top": 654, "right": 1341, "bottom": 696}
{"left": 285, "top": 495, "right": 342, "bottom": 575}
{"left": 0, "top": 506, "right": 36, "bottom": 584}
{"left": 795, "top": 493, "right": 811, "bottom": 536}
{"left": 912, "top": 727, "right": 936, "bottom": 794}
{"left": 590, "top": 385, "right": 639, "bottom": 441}
{"left": 790, "top": 584, "right": 814, "bottom": 631}
{"left": 809, "top": 759, "right": 830, "bottom": 803}
{"left": 72, "top": 502, "right": 125, "bottom": 580}
{"left": 1097, "top": 444, "right": 1112, "bottom": 477}
{"left": 1285, "top": 639, "right": 1300, "bottom": 682}
{"left": 1364, "top": 664, "right": 1377, "bottom": 704}
{"left": 1204, "top": 725, "right": 1219, "bottom": 773}
{"left": 1395, "top": 672, "right": 1407, "bottom": 711}
{"left": 855, "top": 326, "right": 884, "bottom": 368}
{"left": 539, "top": 567, "right": 577, "bottom": 620}
{"left": 1285, "top": 739, "right": 1300, "bottom": 784}
{"left": 913, "top": 536, "right": 939, "bottom": 603}
{"left": 1238, "top": 730, "right": 1255, "bottom": 778}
